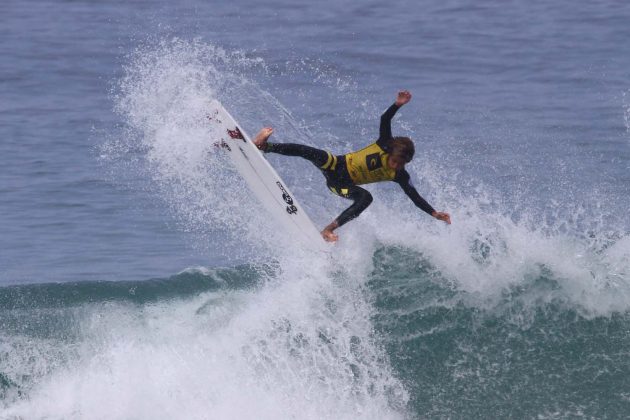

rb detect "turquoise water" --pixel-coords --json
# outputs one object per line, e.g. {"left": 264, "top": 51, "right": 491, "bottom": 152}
{"left": 2, "top": 248, "right": 630, "bottom": 418}
{"left": 2, "top": 0, "right": 630, "bottom": 418}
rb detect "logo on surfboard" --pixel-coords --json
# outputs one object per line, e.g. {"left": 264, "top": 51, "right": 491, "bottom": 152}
{"left": 213, "top": 140, "right": 231, "bottom": 151}
{"left": 276, "top": 182, "right": 298, "bottom": 215}
{"left": 227, "top": 127, "right": 246, "bottom": 143}
{"left": 207, "top": 109, "right": 222, "bottom": 124}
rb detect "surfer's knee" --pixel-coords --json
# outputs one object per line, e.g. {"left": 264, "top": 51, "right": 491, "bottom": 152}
{"left": 364, "top": 190, "right": 373, "bottom": 205}
{"left": 355, "top": 188, "right": 373, "bottom": 208}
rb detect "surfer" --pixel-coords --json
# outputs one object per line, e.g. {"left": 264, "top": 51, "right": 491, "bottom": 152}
{"left": 254, "top": 90, "right": 451, "bottom": 242}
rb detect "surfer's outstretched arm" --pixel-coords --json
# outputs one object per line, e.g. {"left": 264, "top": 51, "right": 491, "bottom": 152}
{"left": 395, "top": 170, "right": 451, "bottom": 224}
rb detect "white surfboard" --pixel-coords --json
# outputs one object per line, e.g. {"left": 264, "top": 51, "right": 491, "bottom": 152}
{"left": 207, "top": 100, "right": 327, "bottom": 251}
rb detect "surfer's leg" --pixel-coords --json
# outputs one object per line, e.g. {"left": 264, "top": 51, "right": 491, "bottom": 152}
{"left": 330, "top": 185, "right": 373, "bottom": 227}
{"left": 266, "top": 143, "right": 330, "bottom": 168}
{"left": 254, "top": 128, "right": 330, "bottom": 167}
{"left": 320, "top": 186, "right": 372, "bottom": 242}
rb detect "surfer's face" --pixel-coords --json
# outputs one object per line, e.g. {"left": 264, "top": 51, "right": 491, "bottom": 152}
{"left": 387, "top": 154, "right": 407, "bottom": 170}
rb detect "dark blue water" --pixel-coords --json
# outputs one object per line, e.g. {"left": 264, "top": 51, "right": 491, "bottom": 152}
{"left": 2, "top": 0, "right": 629, "bottom": 418}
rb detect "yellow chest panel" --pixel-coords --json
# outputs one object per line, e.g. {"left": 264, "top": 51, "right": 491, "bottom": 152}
{"left": 345, "top": 142, "right": 396, "bottom": 185}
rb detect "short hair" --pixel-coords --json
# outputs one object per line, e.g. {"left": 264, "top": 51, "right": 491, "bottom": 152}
{"left": 390, "top": 137, "right": 415, "bottom": 162}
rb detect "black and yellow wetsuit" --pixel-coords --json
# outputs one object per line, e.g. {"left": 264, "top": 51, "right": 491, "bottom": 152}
{"left": 264, "top": 103, "right": 435, "bottom": 227}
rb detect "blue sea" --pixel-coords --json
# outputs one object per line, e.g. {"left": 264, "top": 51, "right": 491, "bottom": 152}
{"left": 2, "top": 0, "right": 630, "bottom": 418}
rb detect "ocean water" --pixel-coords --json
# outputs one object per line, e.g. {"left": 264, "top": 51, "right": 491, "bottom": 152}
{"left": 1, "top": 0, "right": 630, "bottom": 418}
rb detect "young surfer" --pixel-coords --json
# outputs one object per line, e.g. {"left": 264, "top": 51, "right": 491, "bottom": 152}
{"left": 254, "top": 90, "right": 451, "bottom": 242}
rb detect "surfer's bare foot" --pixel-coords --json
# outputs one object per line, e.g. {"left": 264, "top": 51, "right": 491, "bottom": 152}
{"left": 321, "top": 221, "right": 339, "bottom": 242}
{"left": 254, "top": 127, "right": 273, "bottom": 150}
{"left": 321, "top": 229, "right": 338, "bottom": 242}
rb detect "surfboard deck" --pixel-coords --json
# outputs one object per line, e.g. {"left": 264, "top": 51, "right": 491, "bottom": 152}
{"left": 207, "top": 100, "right": 328, "bottom": 252}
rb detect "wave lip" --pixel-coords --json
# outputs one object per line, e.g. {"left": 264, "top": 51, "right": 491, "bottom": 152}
{"left": 0, "top": 264, "right": 269, "bottom": 311}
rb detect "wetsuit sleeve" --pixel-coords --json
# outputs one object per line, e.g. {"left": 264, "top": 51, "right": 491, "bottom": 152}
{"left": 376, "top": 103, "right": 401, "bottom": 150}
{"left": 394, "top": 170, "right": 436, "bottom": 216}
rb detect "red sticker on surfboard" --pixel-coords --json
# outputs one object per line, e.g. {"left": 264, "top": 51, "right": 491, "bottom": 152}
{"left": 227, "top": 127, "right": 245, "bottom": 141}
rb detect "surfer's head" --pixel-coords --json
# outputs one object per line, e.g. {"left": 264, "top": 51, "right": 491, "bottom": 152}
{"left": 388, "top": 137, "right": 414, "bottom": 170}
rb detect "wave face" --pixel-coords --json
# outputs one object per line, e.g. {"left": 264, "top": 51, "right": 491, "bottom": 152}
{"left": 369, "top": 246, "right": 630, "bottom": 419}
{"left": 0, "top": 264, "right": 407, "bottom": 419}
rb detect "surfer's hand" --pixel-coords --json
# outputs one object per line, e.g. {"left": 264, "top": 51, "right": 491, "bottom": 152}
{"left": 432, "top": 211, "right": 451, "bottom": 224}
{"left": 396, "top": 90, "right": 412, "bottom": 106}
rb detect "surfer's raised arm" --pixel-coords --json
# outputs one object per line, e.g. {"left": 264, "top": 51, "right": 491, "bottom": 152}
{"left": 378, "top": 90, "right": 412, "bottom": 148}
